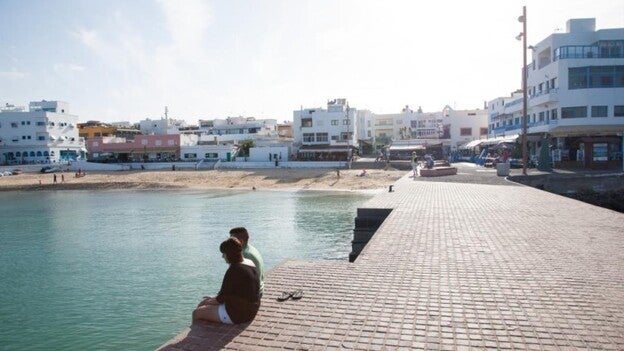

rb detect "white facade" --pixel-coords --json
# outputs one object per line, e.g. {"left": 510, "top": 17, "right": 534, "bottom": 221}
{"left": 487, "top": 18, "right": 624, "bottom": 168}
{"left": 0, "top": 100, "right": 85, "bottom": 165}
{"left": 444, "top": 106, "right": 489, "bottom": 150}
{"left": 249, "top": 146, "right": 290, "bottom": 162}
{"left": 180, "top": 143, "right": 236, "bottom": 162}
{"left": 139, "top": 117, "right": 187, "bottom": 135}
{"left": 293, "top": 99, "right": 358, "bottom": 147}
{"left": 356, "top": 109, "right": 374, "bottom": 143}
{"left": 199, "top": 117, "right": 277, "bottom": 136}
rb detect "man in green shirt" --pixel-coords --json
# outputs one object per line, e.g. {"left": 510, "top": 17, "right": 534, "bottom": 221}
{"left": 229, "top": 227, "right": 265, "bottom": 297}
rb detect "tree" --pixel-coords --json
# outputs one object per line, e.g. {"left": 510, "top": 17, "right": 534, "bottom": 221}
{"left": 238, "top": 139, "right": 254, "bottom": 157}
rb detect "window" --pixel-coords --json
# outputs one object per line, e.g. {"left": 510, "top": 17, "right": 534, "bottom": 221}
{"left": 460, "top": 128, "right": 472, "bottom": 136}
{"left": 141, "top": 139, "right": 148, "bottom": 145}
{"left": 44, "top": 151, "right": 49, "bottom": 156}
{"left": 591, "top": 106, "right": 608, "bottom": 118}
{"left": 615, "top": 105, "right": 624, "bottom": 117}
{"left": 27, "top": 135, "right": 31, "bottom": 139}
{"left": 94, "top": 132, "right": 101, "bottom": 137}
{"left": 342, "top": 119, "right": 350, "bottom": 125}
{"left": 37, "top": 151, "right": 42, "bottom": 157}
{"left": 11, "top": 122, "right": 18, "bottom": 128}
{"left": 184, "top": 153, "right": 197, "bottom": 159}
{"left": 27, "top": 121, "right": 31, "bottom": 125}
{"left": 550, "top": 77, "right": 556, "bottom": 89}
{"left": 331, "top": 135, "right": 339, "bottom": 141}
{"left": 301, "top": 118, "right": 313, "bottom": 127}
{"left": 480, "top": 128, "right": 488, "bottom": 135}
{"left": 155, "top": 140, "right": 162, "bottom": 146}
{"left": 50, "top": 151, "right": 55, "bottom": 156}
{"left": 539, "top": 112, "right": 545, "bottom": 122}
{"left": 30, "top": 151, "right": 35, "bottom": 157}
{"left": 569, "top": 67, "right": 587, "bottom": 89}
{"left": 22, "top": 136, "right": 26, "bottom": 140}
{"left": 303, "top": 133, "right": 314, "bottom": 142}
{"left": 315, "top": 133, "right": 328, "bottom": 142}
{"left": 590, "top": 66, "right": 613, "bottom": 87}
{"left": 205, "top": 153, "right": 218, "bottom": 158}
{"left": 38, "top": 136, "right": 46, "bottom": 141}
{"left": 551, "top": 109, "right": 558, "bottom": 120}
{"left": 16, "top": 152, "right": 21, "bottom": 157}
{"left": 367, "top": 131, "right": 371, "bottom": 137}
{"left": 569, "top": 65, "right": 624, "bottom": 89}
{"left": 168, "top": 140, "right": 175, "bottom": 146}
{"left": 21, "top": 121, "right": 25, "bottom": 125}
{"left": 331, "top": 120, "right": 339, "bottom": 125}
{"left": 36, "top": 121, "right": 46, "bottom": 126}
{"left": 340, "top": 132, "right": 353, "bottom": 140}
{"left": 561, "top": 106, "right": 587, "bottom": 119}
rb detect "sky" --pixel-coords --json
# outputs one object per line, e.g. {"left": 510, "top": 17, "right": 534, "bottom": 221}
{"left": 1, "top": 0, "right": 623, "bottom": 123}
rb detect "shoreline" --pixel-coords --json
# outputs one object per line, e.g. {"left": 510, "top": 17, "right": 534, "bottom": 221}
{"left": 0, "top": 168, "right": 406, "bottom": 192}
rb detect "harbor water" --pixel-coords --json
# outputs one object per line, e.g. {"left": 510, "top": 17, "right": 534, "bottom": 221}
{"left": 0, "top": 189, "right": 372, "bottom": 351}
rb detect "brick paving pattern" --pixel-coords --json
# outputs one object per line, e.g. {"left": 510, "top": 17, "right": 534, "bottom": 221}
{"left": 159, "top": 167, "right": 624, "bottom": 350}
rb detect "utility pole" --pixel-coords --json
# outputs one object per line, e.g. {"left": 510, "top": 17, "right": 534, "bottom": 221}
{"left": 519, "top": 6, "right": 529, "bottom": 175}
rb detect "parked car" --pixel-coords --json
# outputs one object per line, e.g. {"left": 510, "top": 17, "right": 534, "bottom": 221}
{"left": 11, "top": 169, "right": 23, "bottom": 175}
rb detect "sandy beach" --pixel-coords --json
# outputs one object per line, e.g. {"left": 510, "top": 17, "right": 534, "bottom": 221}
{"left": 0, "top": 168, "right": 406, "bottom": 192}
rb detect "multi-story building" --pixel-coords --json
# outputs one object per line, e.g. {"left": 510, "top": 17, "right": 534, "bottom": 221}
{"left": 0, "top": 100, "right": 86, "bottom": 164}
{"left": 488, "top": 18, "right": 624, "bottom": 169}
{"left": 139, "top": 117, "right": 187, "bottom": 135}
{"left": 87, "top": 134, "right": 183, "bottom": 162}
{"left": 444, "top": 106, "right": 489, "bottom": 151}
{"left": 355, "top": 109, "right": 374, "bottom": 153}
{"left": 293, "top": 98, "right": 358, "bottom": 160}
{"left": 199, "top": 117, "right": 278, "bottom": 140}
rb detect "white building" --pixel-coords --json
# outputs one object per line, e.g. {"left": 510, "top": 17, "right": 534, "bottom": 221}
{"left": 198, "top": 116, "right": 278, "bottom": 141}
{"left": 0, "top": 100, "right": 85, "bottom": 165}
{"left": 488, "top": 18, "right": 624, "bottom": 170}
{"left": 139, "top": 117, "right": 187, "bottom": 135}
{"left": 444, "top": 106, "right": 489, "bottom": 151}
{"left": 293, "top": 99, "right": 358, "bottom": 160}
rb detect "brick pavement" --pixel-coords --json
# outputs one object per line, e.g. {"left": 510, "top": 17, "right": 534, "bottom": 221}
{"left": 159, "top": 170, "right": 624, "bottom": 350}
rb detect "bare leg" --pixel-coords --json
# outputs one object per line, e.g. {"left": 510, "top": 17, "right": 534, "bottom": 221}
{"left": 193, "top": 305, "right": 221, "bottom": 323}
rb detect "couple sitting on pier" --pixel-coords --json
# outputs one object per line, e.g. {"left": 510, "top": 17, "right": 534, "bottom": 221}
{"left": 192, "top": 227, "right": 265, "bottom": 325}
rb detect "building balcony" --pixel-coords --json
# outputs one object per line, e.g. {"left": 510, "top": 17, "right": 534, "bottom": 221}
{"left": 529, "top": 88, "right": 559, "bottom": 107}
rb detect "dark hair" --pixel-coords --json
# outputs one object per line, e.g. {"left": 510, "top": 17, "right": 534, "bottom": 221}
{"left": 220, "top": 237, "right": 243, "bottom": 263}
{"left": 229, "top": 227, "right": 249, "bottom": 245}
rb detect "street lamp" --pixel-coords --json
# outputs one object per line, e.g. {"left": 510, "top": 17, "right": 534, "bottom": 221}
{"left": 517, "top": 6, "right": 529, "bottom": 175}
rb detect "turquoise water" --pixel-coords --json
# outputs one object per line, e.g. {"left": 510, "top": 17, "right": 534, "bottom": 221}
{"left": 0, "top": 189, "right": 371, "bottom": 351}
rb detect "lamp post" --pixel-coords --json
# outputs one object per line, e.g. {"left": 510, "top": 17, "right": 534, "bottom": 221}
{"left": 518, "top": 6, "right": 529, "bottom": 175}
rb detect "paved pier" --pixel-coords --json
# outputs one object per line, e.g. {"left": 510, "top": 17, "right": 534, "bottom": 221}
{"left": 159, "top": 168, "right": 624, "bottom": 350}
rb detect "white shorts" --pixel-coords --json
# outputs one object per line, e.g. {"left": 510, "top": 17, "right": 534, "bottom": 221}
{"left": 218, "top": 304, "right": 233, "bottom": 324}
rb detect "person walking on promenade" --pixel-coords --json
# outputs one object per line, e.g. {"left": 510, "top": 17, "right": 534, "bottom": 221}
{"left": 230, "top": 227, "right": 265, "bottom": 297}
{"left": 410, "top": 151, "right": 418, "bottom": 178}
{"left": 193, "top": 237, "right": 260, "bottom": 324}
{"left": 53, "top": 174, "right": 57, "bottom": 184}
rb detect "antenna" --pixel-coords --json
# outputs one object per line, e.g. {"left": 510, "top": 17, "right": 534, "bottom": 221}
{"left": 164, "top": 106, "right": 169, "bottom": 119}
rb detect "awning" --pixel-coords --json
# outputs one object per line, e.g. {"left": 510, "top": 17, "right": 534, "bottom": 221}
{"left": 460, "top": 139, "right": 485, "bottom": 149}
{"left": 388, "top": 144, "right": 426, "bottom": 151}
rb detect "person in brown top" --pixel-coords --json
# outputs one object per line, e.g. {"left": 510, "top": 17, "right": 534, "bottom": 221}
{"left": 193, "top": 237, "right": 260, "bottom": 324}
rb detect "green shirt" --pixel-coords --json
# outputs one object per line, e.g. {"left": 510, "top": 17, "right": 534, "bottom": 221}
{"left": 243, "top": 243, "right": 264, "bottom": 295}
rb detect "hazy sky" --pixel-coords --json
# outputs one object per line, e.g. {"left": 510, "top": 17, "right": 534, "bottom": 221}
{"left": 1, "top": 0, "right": 623, "bottom": 123}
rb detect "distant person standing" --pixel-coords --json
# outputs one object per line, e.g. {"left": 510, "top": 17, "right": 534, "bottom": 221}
{"left": 53, "top": 174, "right": 57, "bottom": 183}
{"left": 229, "top": 227, "right": 265, "bottom": 297}
{"left": 410, "top": 152, "right": 418, "bottom": 178}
